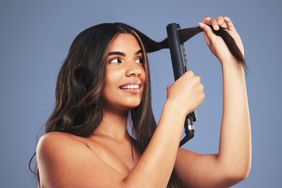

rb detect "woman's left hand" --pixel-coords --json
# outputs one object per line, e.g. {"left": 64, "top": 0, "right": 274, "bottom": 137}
{"left": 199, "top": 16, "right": 244, "bottom": 65}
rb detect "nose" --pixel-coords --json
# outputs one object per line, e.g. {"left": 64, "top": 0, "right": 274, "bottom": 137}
{"left": 125, "top": 63, "right": 143, "bottom": 77}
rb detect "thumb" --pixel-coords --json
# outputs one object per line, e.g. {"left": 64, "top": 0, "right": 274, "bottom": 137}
{"left": 166, "top": 84, "right": 172, "bottom": 92}
{"left": 166, "top": 84, "right": 172, "bottom": 98}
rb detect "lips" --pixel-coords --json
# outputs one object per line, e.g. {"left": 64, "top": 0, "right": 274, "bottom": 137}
{"left": 119, "top": 81, "right": 143, "bottom": 94}
{"left": 119, "top": 81, "right": 142, "bottom": 89}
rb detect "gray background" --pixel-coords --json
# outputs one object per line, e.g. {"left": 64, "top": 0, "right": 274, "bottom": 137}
{"left": 1, "top": 0, "right": 281, "bottom": 187}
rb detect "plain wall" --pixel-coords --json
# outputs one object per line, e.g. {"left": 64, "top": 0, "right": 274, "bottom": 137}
{"left": 1, "top": 0, "right": 281, "bottom": 187}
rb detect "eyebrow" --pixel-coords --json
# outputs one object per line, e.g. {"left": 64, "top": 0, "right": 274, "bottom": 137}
{"left": 108, "top": 49, "right": 143, "bottom": 56}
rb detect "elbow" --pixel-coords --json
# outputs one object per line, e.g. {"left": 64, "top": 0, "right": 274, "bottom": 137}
{"left": 224, "top": 162, "right": 251, "bottom": 184}
{"left": 229, "top": 165, "right": 250, "bottom": 181}
{"left": 219, "top": 150, "right": 252, "bottom": 184}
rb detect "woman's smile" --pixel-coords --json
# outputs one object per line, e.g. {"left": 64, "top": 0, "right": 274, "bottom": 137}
{"left": 119, "top": 80, "right": 143, "bottom": 95}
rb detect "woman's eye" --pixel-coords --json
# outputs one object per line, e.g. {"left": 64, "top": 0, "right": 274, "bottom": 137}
{"left": 136, "top": 57, "right": 144, "bottom": 64}
{"left": 109, "top": 58, "right": 122, "bottom": 64}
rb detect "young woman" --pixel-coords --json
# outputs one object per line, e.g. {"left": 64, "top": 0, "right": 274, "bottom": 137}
{"left": 35, "top": 16, "right": 251, "bottom": 188}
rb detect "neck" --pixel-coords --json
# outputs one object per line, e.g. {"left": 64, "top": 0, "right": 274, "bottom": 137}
{"left": 93, "top": 105, "right": 130, "bottom": 142}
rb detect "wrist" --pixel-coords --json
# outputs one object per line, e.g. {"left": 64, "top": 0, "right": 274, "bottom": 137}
{"left": 220, "top": 60, "right": 246, "bottom": 85}
{"left": 164, "top": 99, "right": 187, "bottom": 120}
{"left": 220, "top": 58, "right": 245, "bottom": 73}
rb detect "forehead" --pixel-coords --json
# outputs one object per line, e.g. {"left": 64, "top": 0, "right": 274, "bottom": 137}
{"left": 106, "top": 33, "right": 141, "bottom": 52}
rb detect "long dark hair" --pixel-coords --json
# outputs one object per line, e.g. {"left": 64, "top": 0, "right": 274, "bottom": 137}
{"left": 29, "top": 23, "right": 183, "bottom": 187}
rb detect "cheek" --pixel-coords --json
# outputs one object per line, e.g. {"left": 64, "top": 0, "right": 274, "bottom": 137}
{"left": 102, "top": 69, "right": 122, "bottom": 100}
{"left": 102, "top": 66, "right": 147, "bottom": 109}
{"left": 103, "top": 72, "right": 118, "bottom": 94}
{"left": 142, "top": 69, "right": 147, "bottom": 88}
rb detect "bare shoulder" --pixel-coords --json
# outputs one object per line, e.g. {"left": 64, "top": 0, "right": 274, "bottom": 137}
{"left": 36, "top": 132, "right": 125, "bottom": 188}
{"left": 36, "top": 131, "right": 84, "bottom": 156}
{"left": 36, "top": 132, "right": 87, "bottom": 166}
{"left": 37, "top": 131, "right": 74, "bottom": 149}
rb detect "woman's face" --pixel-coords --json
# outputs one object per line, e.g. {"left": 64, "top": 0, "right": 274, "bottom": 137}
{"left": 102, "top": 33, "right": 146, "bottom": 111}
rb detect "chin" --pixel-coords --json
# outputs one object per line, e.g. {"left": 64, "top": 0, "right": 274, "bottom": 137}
{"left": 124, "top": 103, "right": 141, "bottom": 109}
{"left": 103, "top": 98, "right": 141, "bottom": 111}
{"left": 118, "top": 101, "right": 141, "bottom": 110}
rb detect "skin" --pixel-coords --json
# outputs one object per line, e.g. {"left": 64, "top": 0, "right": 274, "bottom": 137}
{"left": 36, "top": 16, "right": 251, "bottom": 188}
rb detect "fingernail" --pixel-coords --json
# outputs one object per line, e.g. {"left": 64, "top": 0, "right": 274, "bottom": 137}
{"left": 214, "top": 25, "right": 219, "bottom": 30}
{"left": 218, "top": 18, "right": 223, "bottom": 24}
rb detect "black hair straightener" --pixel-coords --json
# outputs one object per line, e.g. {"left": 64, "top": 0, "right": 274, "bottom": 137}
{"left": 166, "top": 23, "right": 197, "bottom": 146}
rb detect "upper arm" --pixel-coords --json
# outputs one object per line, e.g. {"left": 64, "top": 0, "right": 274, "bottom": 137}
{"left": 175, "top": 148, "right": 240, "bottom": 188}
{"left": 36, "top": 132, "right": 126, "bottom": 188}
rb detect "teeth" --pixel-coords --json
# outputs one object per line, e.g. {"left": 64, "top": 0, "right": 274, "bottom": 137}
{"left": 121, "top": 84, "right": 141, "bottom": 89}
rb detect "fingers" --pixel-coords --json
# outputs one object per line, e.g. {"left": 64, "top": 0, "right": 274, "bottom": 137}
{"left": 198, "top": 21, "right": 214, "bottom": 42}
{"left": 202, "top": 16, "right": 211, "bottom": 25}
{"left": 200, "top": 16, "right": 232, "bottom": 31}
{"left": 216, "top": 16, "right": 228, "bottom": 29}
{"left": 199, "top": 16, "right": 237, "bottom": 47}
{"left": 224, "top": 16, "right": 236, "bottom": 32}
{"left": 211, "top": 19, "right": 220, "bottom": 30}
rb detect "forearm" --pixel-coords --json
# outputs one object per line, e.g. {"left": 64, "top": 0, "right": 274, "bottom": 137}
{"left": 123, "top": 101, "right": 185, "bottom": 188}
{"left": 218, "top": 60, "right": 252, "bottom": 179}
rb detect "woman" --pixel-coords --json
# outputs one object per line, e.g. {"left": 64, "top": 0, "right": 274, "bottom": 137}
{"left": 35, "top": 16, "right": 251, "bottom": 187}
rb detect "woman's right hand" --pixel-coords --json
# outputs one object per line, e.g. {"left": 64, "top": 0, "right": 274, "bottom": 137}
{"left": 166, "top": 71, "right": 205, "bottom": 117}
